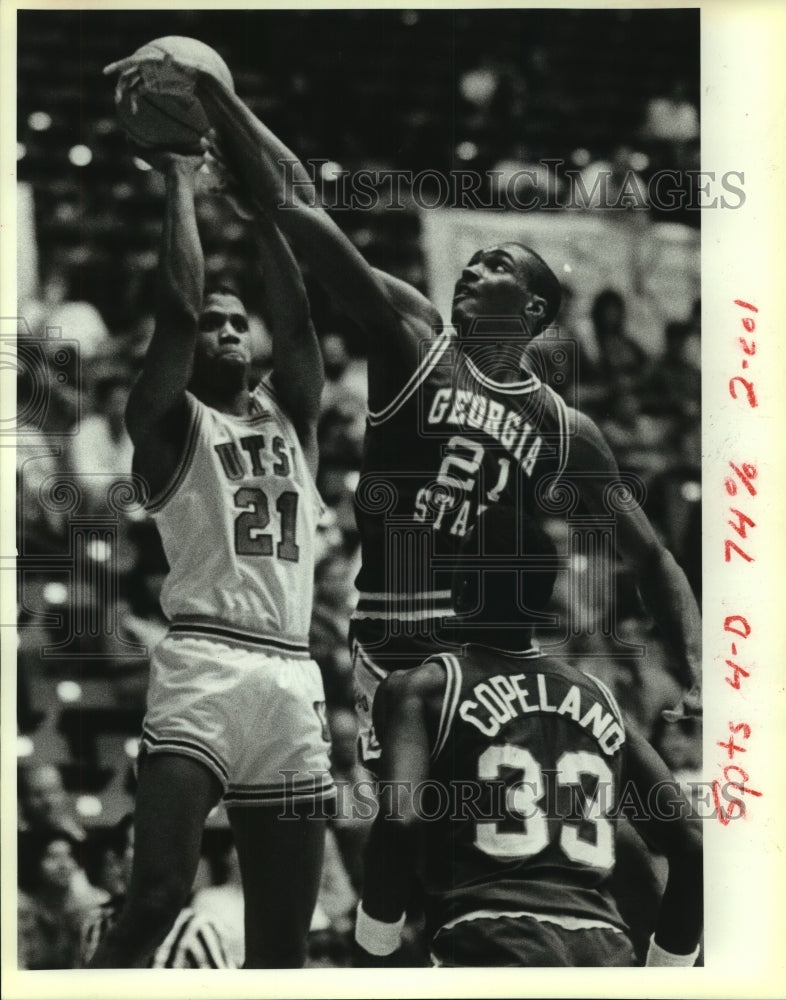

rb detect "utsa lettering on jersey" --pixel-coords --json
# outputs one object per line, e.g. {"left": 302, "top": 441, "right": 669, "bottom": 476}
{"left": 145, "top": 380, "right": 321, "bottom": 652}
{"left": 355, "top": 510, "right": 703, "bottom": 967}
{"left": 87, "top": 134, "right": 329, "bottom": 968}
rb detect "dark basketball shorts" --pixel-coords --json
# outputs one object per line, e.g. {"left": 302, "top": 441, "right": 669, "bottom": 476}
{"left": 430, "top": 910, "right": 636, "bottom": 967}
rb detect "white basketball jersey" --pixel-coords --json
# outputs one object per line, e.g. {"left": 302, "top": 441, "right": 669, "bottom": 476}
{"left": 146, "top": 380, "right": 322, "bottom": 650}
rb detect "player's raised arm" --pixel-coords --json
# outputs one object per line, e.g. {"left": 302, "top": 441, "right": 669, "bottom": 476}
{"left": 196, "top": 78, "right": 440, "bottom": 340}
{"left": 566, "top": 409, "right": 702, "bottom": 710}
{"left": 125, "top": 154, "right": 204, "bottom": 475}
{"left": 251, "top": 211, "right": 324, "bottom": 474}
{"left": 105, "top": 51, "right": 438, "bottom": 366}
{"left": 620, "top": 721, "right": 703, "bottom": 965}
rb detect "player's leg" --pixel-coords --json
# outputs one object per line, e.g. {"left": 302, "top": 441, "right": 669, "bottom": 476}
{"left": 88, "top": 752, "right": 222, "bottom": 967}
{"left": 227, "top": 803, "right": 326, "bottom": 968}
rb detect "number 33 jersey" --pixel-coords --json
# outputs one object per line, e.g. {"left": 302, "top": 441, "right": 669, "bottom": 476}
{"left": 145, "top": 380, "right": 322, "bottom": 648}
{"left": 421, "top": 646, "right": 628, "bottom": 935}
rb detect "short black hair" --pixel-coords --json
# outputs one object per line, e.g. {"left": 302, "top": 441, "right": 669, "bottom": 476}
{"left": 501, "top": 242, "right": 563, "bottom": 329}
{"left": 203, "top": 278, "right": 244, "bottom": 303}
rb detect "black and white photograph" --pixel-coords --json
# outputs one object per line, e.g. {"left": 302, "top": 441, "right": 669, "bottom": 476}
{"left": 3, "top": 1, "right": 783, "bottom": 996}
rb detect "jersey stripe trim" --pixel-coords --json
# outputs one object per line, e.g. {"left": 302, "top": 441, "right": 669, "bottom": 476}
{"left": 145, "top": 396, "right": 204, "bottom": 513}
{"left": 352, "top": 640, "right": 391, "bottom": 681}
{"left": 367, "top": 328, "right": 454, "bottom": 426}
{"left": 544, "top": 383, "right": 571, "bottom": 485}
{"left": 584, "top": 673, "right": 625, "bottom": 728}
{"left": 226, "top": 776, "right": 331, "bottom": 791}
{"left": 431, "top": 654, "right": 462, "bottom": 760}
{"left": 435, "top": 909, "right": 626, "bottom": 934}
{"left": 463, "top": 355, "right": 541, "bottom": 394}
{"left": 351, "top": 607, "right": 456, "bottom": 622}
{"left": 223, "top": 781, "right": 337, "bottom": 806}
{"left": 357, "top": 590, "right": 453, "bottom": 601}
{"left": 167, "top": 620, "right": 311, "bottom": 656}
{"left": 141, "top": 728, "right": 230, "bottom": 786}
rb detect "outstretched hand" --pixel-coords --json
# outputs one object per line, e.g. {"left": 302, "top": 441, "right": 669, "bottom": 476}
{"left": 200, "top": 131, "right": 256, "bottom": 220}
{"left": 104, "top": 47, "right": 199, "bottom": 111}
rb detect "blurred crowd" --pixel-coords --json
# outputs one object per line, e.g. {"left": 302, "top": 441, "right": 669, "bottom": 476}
{"left": 16, "top": 7, "right": 701, "bottom": 970}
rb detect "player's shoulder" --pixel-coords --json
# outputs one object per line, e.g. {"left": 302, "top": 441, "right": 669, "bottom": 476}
{"left": 562, "top": 403, "right": 616, "bottom": 470}
{"left": 380, "top": 658, "right": 448, "bottom": 706}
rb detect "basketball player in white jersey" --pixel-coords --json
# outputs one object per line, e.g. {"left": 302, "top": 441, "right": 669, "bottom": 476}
{"left": 88, "top": 151, "right": 332, "bottom": 968}
{"left": 105, "top": 52, "right": 701, "bottom": 742}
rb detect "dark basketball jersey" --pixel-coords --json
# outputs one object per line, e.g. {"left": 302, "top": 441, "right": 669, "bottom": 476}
{"left": 351, "top": 329, "right": 571, "bottom": 669}
{"left": 419, "top": 646, "right": 628, "bottom": 936}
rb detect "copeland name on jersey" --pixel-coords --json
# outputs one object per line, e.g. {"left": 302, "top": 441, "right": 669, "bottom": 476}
{"left": 353, "top": 330, "right": 570, "bottom": 625}
{"left": 145, "top": 380, "right": 321, "bottom": 646}
{"left": 422, "top": 649, "right": 628, "bottom": 936}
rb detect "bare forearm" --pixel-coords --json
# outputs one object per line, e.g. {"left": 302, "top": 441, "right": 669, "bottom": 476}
{"left": 253, "top": 213, "right": 324, "bottom": 422}
{"left": 197, "top": 72, "right": 315, "bottom": 210}
{"left": 636, "top": 547, "right": 702, "bottom": 687}
{"left": 159, "top": 163, "right": 203, "bottom": 326}
{"left": 254, "top": 213, "right": 313, "bottom": 343}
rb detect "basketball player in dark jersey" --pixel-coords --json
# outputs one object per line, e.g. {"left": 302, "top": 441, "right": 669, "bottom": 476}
{"left": 105, "top": 52, "right": 702, "bottom": 768}
{"left": 354, "top": 510, "right": 703, "bottom": 967}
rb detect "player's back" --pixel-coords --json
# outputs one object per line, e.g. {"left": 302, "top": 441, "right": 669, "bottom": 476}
{"left": 352, "top": 332, "right": 571, "bottom": 669}
{"left": 146, "top": 378, "right": 321, "bottom": 650}
{"left": 420, "top": 645, "right": 628, "bottom": 937}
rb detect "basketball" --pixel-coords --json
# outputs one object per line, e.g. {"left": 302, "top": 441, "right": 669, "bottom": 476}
{"left": 115, "top": 36, "right": 234, "bottom": 154}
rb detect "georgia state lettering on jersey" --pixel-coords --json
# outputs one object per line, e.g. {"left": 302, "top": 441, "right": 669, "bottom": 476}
{"left": 419, "top": 646, "right": 628, "bottom": 936}
{"left": 145, "top": 379, "right": 322, "bottom": 648}
{"left": 352, "top": 328, "right": 571, "bottom": 634}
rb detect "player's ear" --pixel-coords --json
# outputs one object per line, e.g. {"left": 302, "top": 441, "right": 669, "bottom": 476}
{"left": 523, "top": 294, "right": 546, "bottom": 325}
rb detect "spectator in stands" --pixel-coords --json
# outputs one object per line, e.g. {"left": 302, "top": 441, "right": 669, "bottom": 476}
{"left": 642, "top": 317, "right": 700, "bottom": 421}
{"left": 18, "top": 830, "right": 107, "bottom": 969}
{"left": 598, "top": 385, "right": 672, "bottom": 481}
{"left": 70, "top": 362, "right": 134, "bottom": 515}
{"left": 588, "top": 289, "right": 650, "bottom": 396}
{"left": 16, "top": 363, "right": 78, "bottom": 555}
{"left": 19, "top": 765, "right": 86, "bottom": 842}
{"left": 490, "top": 142, "right": 564, "bottom": 209}
{"left": 80, "top": 814, "right": 233, "bottom": 968}
{"left": 574, "top": 145, "right": 649, "bottom": 212}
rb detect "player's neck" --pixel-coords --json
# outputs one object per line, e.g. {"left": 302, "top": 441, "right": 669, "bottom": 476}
{"left": 191, "top": 372, "right": 251, "bottom": 415}
{"left": 460, "top": 345, "right": 527, "bottom": 384}
{"left": 459, "top": 626, "right": 536, "bottom": 652}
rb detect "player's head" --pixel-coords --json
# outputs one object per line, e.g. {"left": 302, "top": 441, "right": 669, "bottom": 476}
{"left": 451, "top": 242, "right": 562, "bottom": 342}
{"left": 450, "top": 506, "right": 557, "bottom": 650}
{"left": 191, "top": 280, "right": 252, "bottom": 393}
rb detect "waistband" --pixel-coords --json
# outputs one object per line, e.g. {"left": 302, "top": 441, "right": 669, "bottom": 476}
{"left": 166, "top": 617, "right": 311, "bottom": 659}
